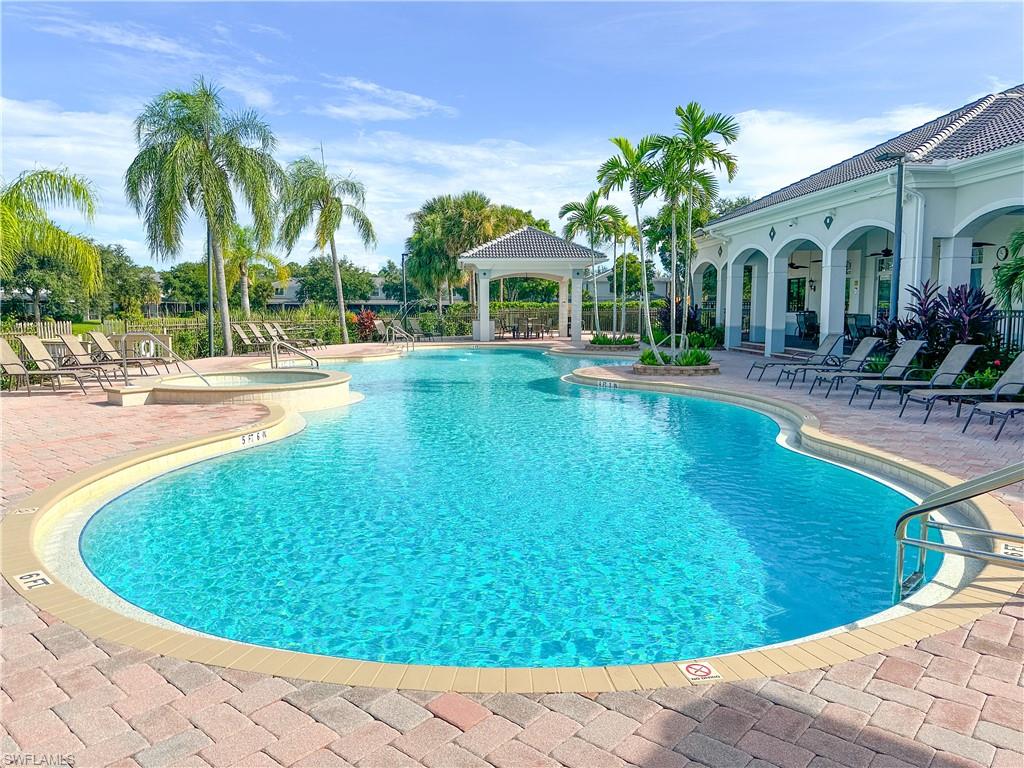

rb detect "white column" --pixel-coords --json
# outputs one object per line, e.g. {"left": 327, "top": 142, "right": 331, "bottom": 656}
{"left": 820, "top": 246, "right": 848, "bottom": 338}
{"left": 558, "top": 278, "right": 569, "bottom": 337}
{"left": 764, "top": 258, "right": 789, "bottom": 356}
{"left": 715, "top": 265, "right": 726, "bottom": 326}
{"left": 570, "top": 269, "right": 584, "bottom": 343}
{"left": 724, "top": 261, "right": 744, "bottom": 348}
{"left": 937, "top": 236, "right": 972, "bottom": 288}
{"left": 477, "top": 270, "right": 491, "bottom": 341}
{"left": 749, "top": 261, "right": 767, "bottom": 343}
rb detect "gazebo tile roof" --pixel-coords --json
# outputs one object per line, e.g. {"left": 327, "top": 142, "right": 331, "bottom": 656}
{"left": 459, "top": 226, "right": 603, "bottom": 261}
{"left": 711, "top": 84, "right": 1024, "bottom": 226}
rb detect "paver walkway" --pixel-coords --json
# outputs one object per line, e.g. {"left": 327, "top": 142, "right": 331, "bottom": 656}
{"left": 2, "top": 344, "right": 1021, "bottom": 768}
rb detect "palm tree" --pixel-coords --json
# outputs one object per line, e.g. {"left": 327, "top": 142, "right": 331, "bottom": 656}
{"left": 559, "top": 191, "right": 623, "bottom": 334}
{"left": 1, "top": 169, "right": 101, "bottom": 292}
{"left": 993, "top": 228, "right": 1024, "bottom": 308}
{"left": 620, "top": 221, "right": 639, "bottom": 334}
{"left": 125, "top": 78, "right": 282, "bottom": 355}
{"left": 279, "top": 156, "right": 376, "bottom": 344}
{"left": 606, "top": 212, "right": 629, "bottom": 336}
{"left": 659, "top": 103, "right": 738, "bottom": 342}
{"left": 224, "top": 224, "right": 289, "bottom": 318}
{"left": 597, "top": 136, "right": 660, "bottom": 349}
{"left": 647, "top": 151, "right": 718, "bottom": 352}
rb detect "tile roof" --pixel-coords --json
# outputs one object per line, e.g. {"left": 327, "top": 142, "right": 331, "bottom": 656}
{"left": 711, "top": 84, "right": 1024, "bottom": 225}
{"left": 458, "top": 226, "right": 604, "bottom": 260}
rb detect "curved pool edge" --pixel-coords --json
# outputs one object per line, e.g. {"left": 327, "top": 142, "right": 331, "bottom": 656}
{"left": 2, "top": 354, "right": 1021, "bottom": 694}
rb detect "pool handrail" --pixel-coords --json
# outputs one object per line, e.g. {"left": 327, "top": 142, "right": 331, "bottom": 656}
{"left": 893, "top": 461, "right": 1024, "bottom": 602}
{"left": 269, "top": 340, "right": 319, "bottom": 369}
{"left": 119, "top": 331, "right": 211, "bottom": 387}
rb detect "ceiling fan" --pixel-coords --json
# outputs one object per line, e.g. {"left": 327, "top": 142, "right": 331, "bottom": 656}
{"left": 787, "top": 260, "right": 808, "bottom": 270}
{"left": 868, "top": 231, "right": 893, "bottom": 258}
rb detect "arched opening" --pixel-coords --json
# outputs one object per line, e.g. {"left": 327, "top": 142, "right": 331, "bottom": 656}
{"left": 726, "top": 248, "right": 769, "bottom": 348}
{"left": 691, "top": 261, "right": 719, "bottom": 329}
{"left": 768, "top": 237, "right": 825, "bottom": 351}
{"left": 950, "top": 203, "right": 1024, "bottom": 303}
{"left": 831, "top": 224, "right": 897, "bottom": 333}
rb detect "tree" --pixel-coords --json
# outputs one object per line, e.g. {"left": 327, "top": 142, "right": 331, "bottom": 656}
{"left": 280, "top": 156, "right": 376, "bottom": 343}
{"left": 712, "top": 195, "right": 754, "bottom": 218}
{"left": 379, "top": 259, "right": 420, "bottom": 303}
{"left": 7, "top": 249, "right": 83, "bottom": 324}
{"left": 597, "top": 136, "right": 660, "bottom": 347}
{"left": 657, "top": 102, "right": 738, "bottom": 343}
{"left": 125, "top": 77, "right": 283, "bottom": 355}
{"left": 297, "top": 256, "right": 374, "bottom": 305}
{"left": 96, "top": 244, "right": 161, "bottom": 317}
{"left": 223, "top": 224, "right": 288, "bottom": 318}
{"left": 1, "top": 169, "right": 101, "bottom": 293}
{"left": 161, "top": 262, "right": 210, "bottom": 308}
{"left": 993, "top": 228, "right": 1024, "bottom": 309}
{"left": 559, "top": 191, "right": 623, "bottom": 334}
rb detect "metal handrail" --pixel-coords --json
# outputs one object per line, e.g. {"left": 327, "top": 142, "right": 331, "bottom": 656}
{"left": 269, "top": 340, "right": 319, "bottom": 369}
{"left": 893, "top": 461, "right": 1024, "bottom": 602}
{"left": 119, "top": 331, "right": 211, "bottom": 387}
{"left": 387, "top": 324, "right": 415, "bottom": 353}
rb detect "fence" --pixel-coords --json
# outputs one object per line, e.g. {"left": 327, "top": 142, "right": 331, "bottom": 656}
{"left": 3, "top": 320, "right": 73, "bottom": 338}
{"left": 994, "top": 310, "right": 1024, "bottom": 353}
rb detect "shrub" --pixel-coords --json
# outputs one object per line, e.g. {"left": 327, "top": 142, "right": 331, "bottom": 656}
{"left": 590, "top": 333, "right": 637, "bottom": 346}
{"left": 321, "top": 324, "right": 342, "bottom": 345}
{"left": 356, "top": 309, "right": 377, "bottom": 342}
{"left": 639, "top": 349, "right": 670, "bottom": 365}
{"left": 675, "top": 348, "right": 712, "bottom": 366}
{"left": 864, "top": 354, "right": 889, "bottom": 373}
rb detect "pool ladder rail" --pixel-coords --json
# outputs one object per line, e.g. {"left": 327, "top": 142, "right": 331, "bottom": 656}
{"left": 893, "top": 461, "right": 1024, "bottom": 602}
{"left": 385, "top": 324, "right": 416, "bottom": 353}
{"left": 119, "top": 331, "right": 211, "bottom": 387}
{"left": 269, "top": 340, "right": 319, "bottom": 369}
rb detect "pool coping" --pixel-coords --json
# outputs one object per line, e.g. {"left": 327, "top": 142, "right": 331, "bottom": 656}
{"left": 2, "top": 349, "right": 1022, "bottom": 693}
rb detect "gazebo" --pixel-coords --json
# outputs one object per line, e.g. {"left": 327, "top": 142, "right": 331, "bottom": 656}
{"left": 458, "top": 226, "right": 608, "bottom": 342}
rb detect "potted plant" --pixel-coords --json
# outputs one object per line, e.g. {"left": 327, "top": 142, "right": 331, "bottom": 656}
{"left": 632, "top": 345, "right": 720, "bottom": 376}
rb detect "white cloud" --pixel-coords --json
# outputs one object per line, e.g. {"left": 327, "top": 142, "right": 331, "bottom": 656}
{"left": 316, "top": 76, "right": 457, "bottom": 122}
{"left": 249, "top": 24, "right": 290, "bottom": 40}
{"left": 31, "top": 14, "right": 201, "bottom": 59}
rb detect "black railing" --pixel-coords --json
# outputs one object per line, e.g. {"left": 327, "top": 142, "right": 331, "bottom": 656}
{"left": 741, "top": 300, "right": 751, "bottom": 339}
{"left": 995, "top": 310, "right": 1024, "bottom": 353}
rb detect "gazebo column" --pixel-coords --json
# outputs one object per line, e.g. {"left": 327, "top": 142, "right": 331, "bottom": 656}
{"left": 571, "top": 269, "right": 584, "bottom": 343}
{"left": 716, "top": 264, "right": 727, "bottom": 326}
{"left": 558, "top": 278, "right": 569, "bottom": 337}
{"left": 476, "top": 270, "right": 491, "bottom": 341}
{"left": 724, "top": 262, "right": 744, "bottom": 349}
{"left": 764, "top": 259, "right": 788, "bottom": 356}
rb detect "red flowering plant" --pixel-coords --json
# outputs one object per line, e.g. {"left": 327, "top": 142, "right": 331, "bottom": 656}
{"left": 356, "top": 309, "right": 377, "bottom": 342}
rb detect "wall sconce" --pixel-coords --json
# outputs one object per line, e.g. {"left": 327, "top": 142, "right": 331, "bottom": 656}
{"left": 808, "top": 279, "right": 817, "bottom": 292}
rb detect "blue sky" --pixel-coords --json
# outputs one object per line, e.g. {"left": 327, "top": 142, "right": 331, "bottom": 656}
{"left": 3, "top": 1, "right": 1022, "bottom": 271}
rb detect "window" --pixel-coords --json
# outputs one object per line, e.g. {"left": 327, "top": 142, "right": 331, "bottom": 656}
{"left": 274, "top": 288, "right": 284, "bottom": 296}
{"left": 970, "top": 247, "right": 984, "bottom": 290}
{"left": 786, "top": 278, "right": 806, "bottom": 312}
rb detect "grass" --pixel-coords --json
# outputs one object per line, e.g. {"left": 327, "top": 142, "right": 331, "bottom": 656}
{"left": 72, "top": 321, "right": 103, "bottom": 335}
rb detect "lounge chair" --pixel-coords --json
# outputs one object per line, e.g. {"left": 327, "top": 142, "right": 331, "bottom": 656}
{"left": 272, "top": 322, "right": 322, "bottom": 349}
{"left": 246, "top": 323, "right": 275, "bottom": 349}
{"left": 848, "top": 344, "right": 981, "bottom": 409}
{"left": 746, "top": 333, "right": 843, "bottom": 381}
{"left": 264, "top": 322, "right": 318, "bottom": 350}
{"left": 233, "top": 325, "right": 267, "bottom": 354}
{"left": 898, "top": 353, "right": 1024, "bottom": 423}
{"left": 0, "top": 337, "right": 85, "bottom": 395}
{"left": 86, "top": 331, "right": 172, "bottom": 375}
{"left": 775, "top": 336, "right": 882, "bottom": 388}
{"left": 373, "top": 319, "right": 389, "bottom": 341}
{"left": 407, "top": 317, "right": 434, "bottom": 341}
{"left": 17, "top": 335, "right": 112, "bottom": 389}
{"left": 56, "top": 334, "right": 128, "bottom": 384}
{"left": 808, "top": 339, "right": 925, "bottom": 398}
{"left": 962, "top": 400, "right": 1024, "bottom": 441}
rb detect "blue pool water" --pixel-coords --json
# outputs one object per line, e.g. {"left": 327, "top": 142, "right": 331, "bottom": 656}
{"left": 82, "top": 348, "right": 919, "bottom": 667}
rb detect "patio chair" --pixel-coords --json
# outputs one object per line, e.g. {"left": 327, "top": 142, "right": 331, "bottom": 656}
{"left": 407, "top": 317, "right": 434, "bottom": 341}
{"left": 848, "top": 344, "right": 981, "bottom": 409}
{"left": 263, "top": 322, "right": 316, "bottom": 350}
{"left": 808, "top": 339, "right": 925, "bottom": 398}
{"left": 57, "top": 333, "right": 128, "bottom": 383}
{"left": 373, "top": 319, "right": 389, "bottom": 341}
{"left": 775, "top": 336, "right": 882, "bottom": 388}
{"left": 87, "top": 331, "right": 172, "bottom": 375}
{"left": 17, "top": 335, "right": 111, "bottom": 389}
{"left": 746, "top": 333, "right": 843, "bottom": 381}
{"left": 233, "top": 325, "right": 267, "bottom": 354}
{"left": 795, "top": 311, "right": 819, "bottom": 341}
{"left": 0, "top": 337, "right": 85, "bottom": 395}
{"left": 898, "top": 353, "right": 1024, "bottom": 423}
{"left": 961, "top": 400, "right": 1024, "bottom": 441}
{"left": 246, "top": 323, "right": 276, "bottom": 349}
{"left": 270, "top": 322, "right": 322, "bottom": 349}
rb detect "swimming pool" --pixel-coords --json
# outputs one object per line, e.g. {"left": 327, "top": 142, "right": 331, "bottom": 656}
{"left": 81, "top": 348, "right": 919, "bottom": 668}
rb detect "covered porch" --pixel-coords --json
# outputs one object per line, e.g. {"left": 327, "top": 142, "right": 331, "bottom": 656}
{"left": 458, "top": 226, "right": 607, "bottom": 343}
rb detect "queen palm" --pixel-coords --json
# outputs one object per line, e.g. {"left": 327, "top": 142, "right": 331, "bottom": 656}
{"left": 1, "top": 169, "right": 101, "bottom": 292}
{"left": 606, "top": 211, "right": 629, "bottom": 336}
{"left": 279, "top": 157, "right": 376, "bottom": 344}
{"left": 659, "top": 103, "right": 738, "bottom": 342}
{"left": 597, "top": 136, "right": 660, "bottom": 349}
{"left": 648, "top": 150, "right": 718, "bottom": 352}
{"left": 224, "top": 224, "right": 289, "bottom": 318}
{"left": 125, "top": 78, "right": 282, "bottom": 355}
{"left": 559, "top": 191, "right": 623, "bottom": 334}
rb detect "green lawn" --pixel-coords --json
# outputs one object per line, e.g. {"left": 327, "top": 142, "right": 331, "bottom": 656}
{"left": 72, "top": 321, "right": 103, "bottom": 335}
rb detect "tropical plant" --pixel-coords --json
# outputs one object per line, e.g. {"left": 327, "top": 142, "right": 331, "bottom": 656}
{"left": 223, "top": 224, "right": 288, "bottom": 318}
{"left": 597, "top": 136, "right": 660, "bottom": 347}
{"left": 654, "top": 102, "right": 738, "bottom": 346}
{"left": 589, "top": 333, "right": 637, "bottom": 346}
{"left": 125, "top": 77, "right": 282, "bottom": 355}
{"left": 559, "top": 191, "right": 623, "bottom": 334}
{"left": 1, "top": 168, "right": 101, "bottom": 292}
{"left": 993, "top": 228, "right": 1024, "bottom": 309}
{"left": 675, "top": 348, "right": 712, "bottom": 366}
{"left": 279, "top": 156, "right": 376, "bottom": 344}
{"left": 355, "top": 309, "right": 377, "bottom": 342}
{"left": 639, "top": 348, "right": 670, "bottom": 366}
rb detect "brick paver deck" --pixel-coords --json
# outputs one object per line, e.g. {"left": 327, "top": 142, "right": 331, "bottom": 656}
{"left": 2, "top": 344, "right": 1021, "bottom": 767}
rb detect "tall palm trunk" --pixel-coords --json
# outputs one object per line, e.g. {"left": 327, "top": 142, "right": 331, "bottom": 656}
{"left": 620, "top": 238, "right": 628, "bottom": 334}
{"left": 239, "top": 260, "right": 251, "bottom": 319}
{"left": 211, "top": 235, "right": 233, "bottom": 356}
{"left": 589, "top": 235, "right": 600, "bottom": 334}
{"left": 32, "top": 288, "right": 42, "bottom": 325}
{"left": 611, "top": 236, "right": 618, "bottom": 336}
{"left": 634, "top": 205, "right": 657, "bottom": 349}
{"left": 669, "top": 206, "right": 678, "bottom": 354}
{"left": 328, "top": 235, "right": 350, "bottom": 344}
{"left": 680, "top": 161, "right": 695, "bottom": 342}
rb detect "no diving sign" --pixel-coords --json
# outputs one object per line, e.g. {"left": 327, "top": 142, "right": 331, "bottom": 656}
{"left": 680, "top": 661, "right": 722, "bottom": 683}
